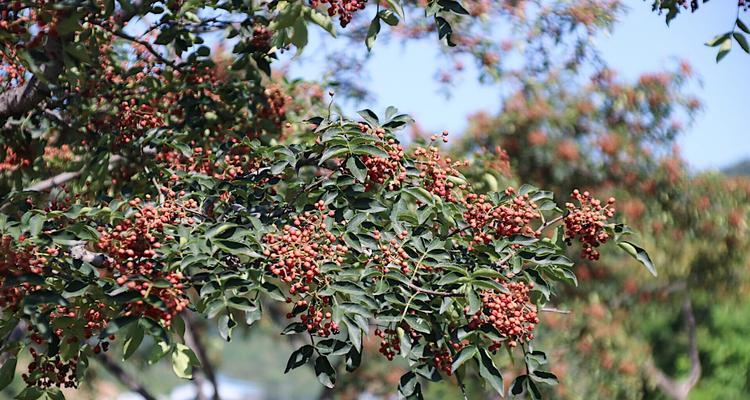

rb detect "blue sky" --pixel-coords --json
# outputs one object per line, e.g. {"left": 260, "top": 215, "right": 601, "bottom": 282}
{"left": 287, "top": 2, "right": 749, "bottom": 171}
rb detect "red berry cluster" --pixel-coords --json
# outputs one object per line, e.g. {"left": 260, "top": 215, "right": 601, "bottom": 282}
{"left": 375, "top": 328, "right": 401, "bottom": 361}
{"left": 467, "top": 281, "right": 539, "bottom": 351}
{"left": 431, "top": 344, "right": 462, "bottom": 376}
{"left": 289, "top": 298, "right": 340, "bottom": 337}
{"left": 97, "top": 195, "right": 193, "bottom": 326}
{"left": 257, "top": 85, "right": 290, "bottom": 129}
{"left": 0, "top": 47, "right": 26, "bottom": 89}
{"left": 370, "top": 229, "right": 414, "bottom": 274}
{"left": 113, "top": 100, "right": 164, "bottom": 145}
{"left": 358, "top": 126, "right": 407, "bottom": 191}
{"left": 461, "top": 187, "right": 540, "bottom": 248}
{"left": 309, "top": 0, "right": 367, "bottom": 27}
{"left": 48, "top": 301, "right": 110, "bottom": 340}
{"left": 412, "top": 145, "right": 467, "bottom": 202}
{"left": 263, "top": 201, "right": 347, "bottom": 294}
{"left": 22, "top": 348, "right": 78, "bottom": 389}
{"left": 0, "top": 145, "right": 30, "bottom": 172}
{"left": 564, "top": 189, "right": 615, "bottom": 260}
{"left": 251, "top": 24, "right": 272, "bottom": 51}
{"left": 0, "top": 236, "right": 44, "bottom": 309}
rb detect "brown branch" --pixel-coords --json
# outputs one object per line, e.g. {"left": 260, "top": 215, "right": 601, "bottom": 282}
{"left": 535, "top": 215, "right": 564, "bottom": 236}
{"left": 92, "top": 22, "right": 182, "bottom": 71}
{"left": 645, "top": 297, "right": 701, "bottom": 400}
{"left": 540, "top": 307, "right": 571, "bottom": 314}
{"left": 24, "top": 155, "right": 123, "bottom": 191}
{"left": 95, "top": 352, "right": 157, "bottom": 400}
{"left": 0, "top": 37, "right": 63, "bottom": 121}
{"left": 183, "top": 313, "right": 221, "bottom": 400}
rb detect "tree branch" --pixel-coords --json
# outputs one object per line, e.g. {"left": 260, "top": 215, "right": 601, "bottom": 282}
{"left": 95, "top": 352, "right": 157, "bottom": 400}
{"left": 645, "top": 297, "right": 701, "bottom": 400}
{"left": 0, "top": 37, "right": 63, "bottom": 121}
{"left": 183, "top": 312, "right": 221, "bottom": 400}
{"left": 24, "top": 155, "right": 123, "bottom": 191}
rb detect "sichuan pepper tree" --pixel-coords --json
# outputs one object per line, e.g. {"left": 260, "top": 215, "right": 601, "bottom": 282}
{"left": 0, "top": 1, "right": 655, "bottom": 399}
{"left": 649, "top": 0, "right": 750, "bottom": 61}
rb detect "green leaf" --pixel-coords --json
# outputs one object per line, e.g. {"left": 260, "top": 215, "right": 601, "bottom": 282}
{"left": 366, "top": 16, "right": 381, "bottom": 51}
{"left": 617, "top": 241, "right": 656, "bottom": 276}
{"left": 466, "top": 288, "right": 481, "bottom": 315}
{"left": 717, "top": 37, "right": 732, "bottom": 62}
{"left": 398, "top": 371, "right": 420, "bottom": 397}
{"left": 320, "top": 146, "right": 349, "bottom": 163}
{"left": 385, "top": 0, "right": 405, "bottom": 19}
{"left": 171, "top": 343, "right": 200, "bottom": 379}
{"left": 291, "top": 19, "right": 309, "bottom": 50}
{"left": 378, "top": 10, "right": 399, "bottom": 26}
{"left": 15, "top": 386, "right": 43, "bottom": 400}
{"left": 438, "top": 0, "right": 470, "bottom": 15}
{"left": 478, "top": 349, "right": 503, "bottom": 396}
{"left": 530, "top": 370, "right": 558, "bottom": 385}
{"left": 315, "top": 356, "right": 336, "bottom": 388}
{"left": 122, "top": 323, "right": 145, "bottom": 360}
{"left": 451, "top": 345, "right": 478, "bottom": 373}
{"left": 435, "top": 16, "right": 456, "bottom": 47}
{"left": 734, "top": 32, "right": 749, "bottom": 53}
{"left": 309, "top": 10, "right": 337, "bottom": 36}
{"left": 28, "top": 214, "right": 45, "bottom": 237}
{"left": 146, "top": 341, "right": 171, "bottom": 365}
{"left": 0, "top": 356, "right": 16, "bottom": 390}
{"left": 347, "top": 157, "right": 367, "bottom": 183}
{"left": 285, "top": 345, "right": 314, "bottom": 372}
{"left": 738, "top": 18, "right": 750, "bottom": 34}
{"left": 352, "top": 144, "right": 389, "bottom": 159}
{"left": 404, "top": 315, "right": 431, "bottom": 334}
{"left": 705, "top": 33, "right": 730, "bottom": 47}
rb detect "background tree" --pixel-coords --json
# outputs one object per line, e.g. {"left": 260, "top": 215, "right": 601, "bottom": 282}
{"left": 0, "top": 2, "right": 657, "bottom": 400}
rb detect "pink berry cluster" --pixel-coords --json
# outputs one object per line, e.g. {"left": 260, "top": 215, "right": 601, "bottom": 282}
{"left": 96, "top": 195, "right": 193, "bottom": 326}
{"left": 461, "top": 187, "right": 540, "bottom": 248}
{"left": 288, "top": 298, "right": 340, "bottom": 337}
{"left": 412, "top": 145, "right": 467, "bottom": 202}
{"left": 564, "top": 189, "right": 616, "bottom": 260}
{"left": 369, "top": 229, "right": 413, "bottom": 274}
{"left": 358, "top": 125, "right": 407, "bottom": 191}
{"left": 309, "top": 0, "right": 367, "bottom": 27}
{"left": 262, "top": 201, "right": 348, "bottom": 295}
{"left": 467, "top": 281, "right": 539, "bottom": 351}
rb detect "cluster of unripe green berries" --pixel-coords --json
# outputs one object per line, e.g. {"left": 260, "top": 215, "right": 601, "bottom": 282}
{"left": 564, "top": 189, "right": 615, "bottom": 260}
{"left": 467, "top": 281, "right": 539, "bottom": 351}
